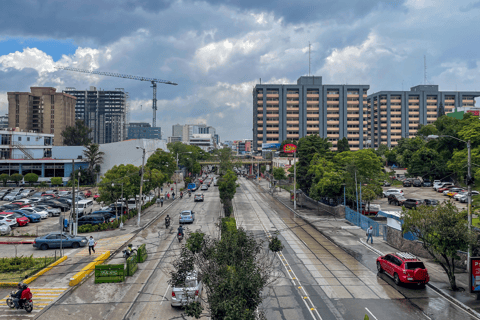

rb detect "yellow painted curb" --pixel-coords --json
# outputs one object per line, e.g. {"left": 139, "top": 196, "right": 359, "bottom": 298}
{"left": 69, "top": 251, "right": 110, "bottom": 286}
{"left": 0, "top": 256, "right": 68, "bottom": 287}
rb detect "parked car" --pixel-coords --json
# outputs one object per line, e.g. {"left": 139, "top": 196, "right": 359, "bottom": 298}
{"left": 33, "top": 232, "right": 88, "bottom": 250}
{"left": 0, "top": 212, "right": 29, "bottom": 226}
{"left": 383, "top": 189, "right": 404, "bottom": 198}
{"left": 3, "top": 192, "right": 21, "bottom": 201}
{"left": 403, "top": 199, "right": 423, "bottom": 209}
{"left": 383, "top": 181, "right": 391, "bottom": 187}
{"left": 434, "top": 182, "right": 454, "bottom": 191}
{"left": 446, "top": 188, "right": 465, "bottom": 197}
{"left": 0, "top": 215, "right": 17, "bottom": 228}
{"left": 13, "top": 210, "right": 41, "bottom": 223}
{"left": 422, "top": 179, "right": 432, "bottom": 187}
{"left": 0, "top": 192, "right": 9, "bottom": 200}
{"left": 179, "top": 210, "right": 195, "bottom": 224}
{"left": 403, "top": 180, "right": 412, "bottom": 187}
{"left": 171, "top": 271, "right": 203, "bottom": 307}
{"left": 412, "top": 179, "right": 422, "bottom": 187}
{"left": 31, "top": 191, "right": 46, "bottom": 198}
{"left": 19, "top": 207, "right": 48, "bottom": 219}
{"left": 10, "top": 202, "right": 32, "bottom": 208}
{"left": 388, "top": 194, "right": 407, "bottom": 206}
{"left": 194, "top": 194, "right": 204, "bottom": 202}
{"left": 423, "top": 199, "right": 439, "bottom": 206}
{"left": 74, "top": 200, "right": 94, "bottom": 216}
{"left": 0, "top": 222, "right": 11, "bottom": 235}
{"left": 1, "top": 204, "right": 22, "bottom": 211}
{"left": 57, "top": 191, "right": 71, "bottom": 197}
{"left": 438, "top": 185, "right": 459, "bottom": 193}
{"left": 91, "top": 211, "right": 117, "bottom": 222}
{"left": 37, "top": 199, "right": 69, "bottom": 212}
{"left": 42, "top": 193, "right": 58, "bottom": 199}
{"left": 12, "top": 199, "right": 32, "bottom": 205}
{"left": 77, "top": 215, "right": 107, "bottom": 226}
{"left": 376, "top": 252, "right": 429, "bottom": 287}
{"left": 84, "top": 190, "right": 92, "bottom": 198}
{"left": 34, "top": 205, "right": 61, "bottom": 217}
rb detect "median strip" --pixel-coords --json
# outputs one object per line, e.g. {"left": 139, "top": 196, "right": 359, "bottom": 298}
{"left": 69, "top": 251, "right": 110, "bottom": 286}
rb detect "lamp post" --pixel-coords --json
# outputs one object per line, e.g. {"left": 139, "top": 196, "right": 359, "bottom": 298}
{"left": 111, "top": 183, "right": 118, "bottom": 223}
{"left": 136, "top": 146, "right": 146, "bottom": 227}
{"left": 78, "top": 171, "right": 81, "bottom": 191}
{"left": 427, "top": 134, "right": 472, "bottom": 270}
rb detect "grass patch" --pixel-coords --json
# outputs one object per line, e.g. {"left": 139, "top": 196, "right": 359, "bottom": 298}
{"left": 0, "top": 256, "right": 57, "bottom": 282}
{"left": 473, "top": 217, "right": 480, "bottom": 228}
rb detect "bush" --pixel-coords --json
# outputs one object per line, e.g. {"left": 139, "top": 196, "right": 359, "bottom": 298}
{"left": 50, "top": 177, "right": 63, "bottom": 186}
{"left": 221, "top": 217, "right": 237, "bottom": 235}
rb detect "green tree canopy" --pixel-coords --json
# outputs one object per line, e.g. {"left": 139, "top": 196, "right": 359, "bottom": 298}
{"left": 97, "top": 164, "right": 141, "bottom": 204}
{"left": 146, "top": 148, "right": 176, "bottom": 179}
{"left": 61, "top": 120, "right": 92, "bottom": 146}
{"left": 308, "top": 154, "right": 344, "bottom": 200}
{"left": 83, "top": 143, "right": 104, "bottom": 183}
{"left": 272, "top": 167, "right": 287, "bottom": 180}
{"left": 50, "top": 177, "right": 63, "bottom": 186}
{"left": 407, "top": 147, "right": 440, "bottom": 178}
{"left": 218, "top": 169, "right": 238, "bottom": 216}
{"left": 0, "top": 174, "right": 9, "bottom": 187}
{"left": 24, "top": 173, "right": 39, "bottom": 186}
{"left": 337, "top": 137, "right": 350, "bottom": 153}
{"left": 10, "top": 173, "right": 23, "bottom": 186}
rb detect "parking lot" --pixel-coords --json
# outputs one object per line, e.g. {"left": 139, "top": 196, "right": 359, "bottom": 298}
{"left": 374, "top": 185, "right": 469, "bottom": 212}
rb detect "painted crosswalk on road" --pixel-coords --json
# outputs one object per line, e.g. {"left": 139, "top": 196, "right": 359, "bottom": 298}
{"left": 75, "top": 233, "right": 133, "bottom": 257}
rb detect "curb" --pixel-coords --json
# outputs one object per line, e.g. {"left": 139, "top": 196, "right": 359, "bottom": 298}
{"left": 359, "top": 240, "right": 480, "bottom": 320}
{"left": 0, "top": 241, "right": 34, "bottom": 244}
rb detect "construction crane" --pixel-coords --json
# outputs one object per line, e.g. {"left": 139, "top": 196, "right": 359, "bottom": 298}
{"left": 55, "top": 66, "right": 178, "bottom": 127}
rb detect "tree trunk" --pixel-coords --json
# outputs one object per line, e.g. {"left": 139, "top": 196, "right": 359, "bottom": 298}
{"left": 448, "top": 272, "right": 457, "bottom": 291}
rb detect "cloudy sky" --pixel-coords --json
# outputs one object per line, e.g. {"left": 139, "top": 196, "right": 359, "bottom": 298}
{"left": 0, "top": 0, "right": 479, "bottom": 140}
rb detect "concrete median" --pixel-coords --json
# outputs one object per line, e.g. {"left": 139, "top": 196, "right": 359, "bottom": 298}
{"left": 69, "top": 251, "right": 110, "bottom": 286}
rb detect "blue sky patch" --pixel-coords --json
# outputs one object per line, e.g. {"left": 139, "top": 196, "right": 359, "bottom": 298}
{"left": 0, "top": 37, "right": 78, "bottom": 61}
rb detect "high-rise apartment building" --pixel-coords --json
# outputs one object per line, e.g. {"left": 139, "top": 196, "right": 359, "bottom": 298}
{"left": 127, "top": 122, "right": 161, "bottom": 140}
{"left": 253, "top": 76, "right": 370, "bottom": 151}
{"left": 0, "top": 115, "right": 9, "bottom": 130}
{"left": 172, "top": 124, "right": 183, "bottom": 139}
{"left": 7, "top": 87, "right": 76, "bottom": 146}
{"left": 63, "top": 87, "right": 127, "bottom": 144}
{"left": 366, "top": 85, "right": 480, "bottom": 147}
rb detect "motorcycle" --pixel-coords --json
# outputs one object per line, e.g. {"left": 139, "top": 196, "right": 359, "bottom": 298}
{"left": 122, "top": 247, "right": 138, "bottom": 259}
{"left": 165, "top": 219, "right": 171, "bottom": 229}
{"left": 6, "top": 292, "right": 33, "bottom": 313}
{"left": 189, "top": 193, "right": 191, "bottom": 198}
{"left": 177, "top": 233, "right": 183, "bottom": 242}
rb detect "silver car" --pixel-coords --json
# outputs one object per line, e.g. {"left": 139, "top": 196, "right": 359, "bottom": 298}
{"left": 34, "top": 205, "right": 61, "bottom": 217}
{"left": 171, "top": 271, "right": 203, "bottom": 307}
{"left": 0, "top": 222, "right": 11, "bottom": 235}
{"left": 3, "top": 192, "right": 20, "bottom": 201}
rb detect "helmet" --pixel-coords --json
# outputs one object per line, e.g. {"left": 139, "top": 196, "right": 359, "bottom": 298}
{"left": 22, "top": 283, "right": 28, "bottom": 289}
{"left": 128, "top": 244, "right": 133, "bottom": 248}
{"left": 167, "top": 215, "right": 170, "bottom": 217}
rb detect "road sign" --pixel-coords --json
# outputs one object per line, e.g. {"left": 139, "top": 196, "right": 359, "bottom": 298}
{"left": 283, "top": 144, "right": 297, "bottom": 154}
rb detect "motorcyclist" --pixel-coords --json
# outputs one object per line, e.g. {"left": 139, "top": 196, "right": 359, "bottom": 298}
{"left": 177, "top": 225, "right": 184, "bottom": 237}
{"left": 125, "top": 244, "right": 134, "bottom": 258}
{"left": 180, "top": 192, "right": 183, "bottom": 199}
{"left": 165, "top": 214, "right": 171, "bottom": 227}
{"left": 12, "top": 283, "right": 25, "bottom": 309}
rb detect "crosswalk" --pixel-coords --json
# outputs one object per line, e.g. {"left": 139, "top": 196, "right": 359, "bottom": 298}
{"left": 75, "top": 233, "right": 134, "bottom": 257}
{"left": 0, "top": 287, "right": 68, "bottom": 319}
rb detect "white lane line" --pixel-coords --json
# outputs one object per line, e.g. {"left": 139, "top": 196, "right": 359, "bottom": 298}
{"left": 160, "top": 285, "right": 170, "bottom": 306}
{"left": 365, "top": 307, "right": 378, "bottom": 320}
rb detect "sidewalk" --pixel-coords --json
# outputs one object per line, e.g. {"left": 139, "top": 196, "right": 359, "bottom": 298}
{"left": 258, "top": 178, "right": 480, "bottom": 318}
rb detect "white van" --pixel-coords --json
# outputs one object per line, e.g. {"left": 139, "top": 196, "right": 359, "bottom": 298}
{"left": 127, "top": 198, "right": 137, "bottom": 210}
{"left": 75, "top": 199, "right": 94, "bottom": 216}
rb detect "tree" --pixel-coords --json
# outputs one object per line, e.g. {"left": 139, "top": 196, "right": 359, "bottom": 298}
{"left": 10, "top": 173, "right": 23, "bottom": 186}
{"left": 97, "top": 164, "right": 141, "bottom": 204}
{"left": 146, "top": 148, "right": 176, "bottom": 179}
{"left": 402, "top": 202, "right": 476, "bottom": 290}
{"left": 408, "top": 147, "right": 440, "bottom": 178}
{"left": 0, "top": 174, "right": 9, "bottom": 187}
{"left": 50, "top": 177, "right": 63, "bottom": 186}
{"left": 218, "top": 170, "right": 238, "bottom": 216}
{"left": 24, "top": 173, "right": 38, "bottom": 186}
{"left": 216, "top": 148, "right": 233, "bottom": 175}
{"left": 307, "top": 154, "right": 344, "bottom": 200}
{"left": 272, "top": 167, "right": 287, "bottom": 180}
{"left": 83, "top": 143, "right": 104, "bottom": 183}
{"left": 337, "top": 137, "right": 350, "bottom": 153}
{"left": 61, "top": 120, "right": 92, "bottom": 146}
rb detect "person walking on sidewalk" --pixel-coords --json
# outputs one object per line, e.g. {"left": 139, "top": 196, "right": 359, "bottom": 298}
{"left": 88, "top": 236, "right": 96, "bottom": 255}
{"left": 366, "top": 226, "right": 374, "bottom": 244}
{"left": 172, "top": 192, "right": 175, "bottom": 200}
{"left": 160, "top": 197, "right": 164, "bottom": 207}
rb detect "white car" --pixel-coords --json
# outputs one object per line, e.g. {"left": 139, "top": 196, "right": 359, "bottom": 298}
{"left": 0, "top": 215, "right": 16, "bottom": 228}
{"left": 21, "top": 207, "right": 48, "bottom": 219}
{"left": 0, "top": 222, "right": 11, "bottom": 235}
{"left": 382, "top": 189, "right": 404, "bottom": 198}
{"left": 34, "top": 205, "right": 61, "bottom": 217}
{"left": 454, "top": 192, "right": 468, "bottom": 201}
{"left": 13, "top": 199, "right": 31, "bottom": 205}
{"left": 171, "top": 271, "right": 203, "bottom": 307}
{"left": 28, "top": 197, "right": 43, "bottom": 203}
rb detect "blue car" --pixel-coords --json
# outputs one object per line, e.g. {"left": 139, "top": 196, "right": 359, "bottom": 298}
{"left": 12, "top": 210, "right": 41, "bottom": 223}
{"left": 179, "top": 210, "right": 195, "bottom": 224}
{"left": 33, "top": 232, "right": 88, "bottom": 250}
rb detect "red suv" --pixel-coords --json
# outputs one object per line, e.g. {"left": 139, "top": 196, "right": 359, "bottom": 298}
{"left": 376, "top": 252, "right": 429, "bottom": 287}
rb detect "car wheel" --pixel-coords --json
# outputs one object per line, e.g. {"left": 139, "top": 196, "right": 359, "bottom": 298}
{"left": 40, "top": 243, "right": 48, "bottom": 250}
{"left": 394, "top": 273, "right": 400, "bottom": 285}
{"left": 72, "top": 242, "right": 80, "bottom": 249}
{"left": 377, "top": 262, "right": 383, "bottom": 273}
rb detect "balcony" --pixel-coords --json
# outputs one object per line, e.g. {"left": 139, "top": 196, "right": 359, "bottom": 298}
{"left": 327, "top": 120, "right": 340, "bottom": 125}
{"left": 463, "top": 99, "right": 474, "bottom": 103}
{"left": 257, "top": 100, "right": 263, "bottom": 105}
{"left": 381, "top": 123, "right": 387, "bottom": 127}
{"left": 347, "top": 120, "right": 359, "bottom": 125}
{"left": 390, "top": 99, "right": 401, "bottom": 103}
{"left": 380, "top": 105, "right": 387, "bottom": 110}
{"left": 349, "top": 140, "right": 360, "bottom": 145}
{"left": 257, "top": 94, "right": 263, "bottom": 99}
{"left": 288, "top": 127, "right": 299, "bottom": 131}
{"left": 307, "top": 94, "right": 319, "bottom": 98}
{"left": 286, "top": 100, "right": 299, "bottom": 105}
{"left": 327, "top": 100, "right": 340, "bottom": 105}
{"left": 348, "top": 94, "right": 359, "bottom": 98}
{"left": 409, "top": 117, "right": 419, "bottom": 121}
{"left": 391, "top": 111, "right": 401, "bottom": 115}
{"left": 391, "top": 123, "right": 401, "bottom": 127}
{"left": 427, "top": 117, "right": 437, "bottom": 121}
{"left": 257, "top": 134, "right": 263, "bottom": 138}
{"left": 266, "top": 114, "right": 279, "bottom": 118}
{"left": 327, "top": 114, "right": 339, "bottom": 118}
{"left": 307, "top": 127, "right": 319, "bottom": 131}
{"left": 327, "top": 127, "right": 339, "bottom": 131}
{"left": 381, "top": 135, "right": 387, "bottom": 139}
{"left": 266, "top": 100, "right": 279, "bottom": 105}
{"left": 347, "top": 101, "right": 360, "bottom": 105}
{"left": 348, "top": 127, "right": 360, "bottom": 131}
{"left": 409, "top": 129, "right": 418, "bottom": 134}
{"left": 257, "top": 114, "right": 263, "bottom": 118}
{"left": 328, "top": 134, "right": 340, "bottom": 138}
{"left": 257, "top": 120, "right": 263, "bottom": 125}
{"left": 427, "top": 111, "right": 437, "bottom": 115}
{"left": 266, "top": 94, "right": 279, "bottom": 98}
{"left": 348, "top": 134, "right": 360, "bottom": 138}
{"left": 445, "top": 99, "right": 455, "bottom": 103}
{"left": 380, "top": 111, "right": 387, "bottom": 116}
{"left": 266, "top": 107, "right": 278, "bottom": 111}
{"left": 380, "top": 99, "right": 387, "bottom": 103}
{"left": 327, "top": 94, "right": 339, "bottom": 98}
{"left": 286, "top": 94, "right": 299, "bottom": 98}
{"left": 409, "top": 105, "right": 419, "bottom": 109}
{"left": 266, "top": 120, "right": 279, "bottom": 125}
{"left": 266, "top": 134, "right": 279, "bottom": 138}
{"left": 286, "top": 114, "right": 299, "bottom": 118}
{"left": 286, "top": 134, "right": 299, "bottom": 139}
{"left": 287, "top": 122, "right": 299, "bottom": 127}
{"left": 426, "top": 105, "right": 437, "bottom": 109}
{"left": 347, "top": 114, "right": 359, "bottom": 118}
{"left": 306, "top": 100, "right": 319, "bottom": 105}
{"left": 409, "top": 111, "right": 419, "bottom": 115}
{"left": 307, "top": 120, "right": 319, "bottom": 125}
{"left": 380, "top": 117, "right": 387, "bottom": 121}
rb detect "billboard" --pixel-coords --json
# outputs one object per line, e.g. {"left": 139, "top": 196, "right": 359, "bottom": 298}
{"left": 262, "top": 143, "right": 281, "bottom": 150}
{"left": 470, "top": 257, "right": 480, "bottom": 293}
{"left": 467, "top": 110, "right": 480, "bottom": 116}
{"left": 283, "top": 144, "right": 297, "bottom": 154}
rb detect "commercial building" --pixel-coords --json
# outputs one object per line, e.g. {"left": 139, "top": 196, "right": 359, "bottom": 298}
{"left": 189, "top": 134, "right": 215, "bottom": 151}
{"left": 7, "top": 87, "right": 76, "bottom": 146}
{"left": 253, "top": 76, "right": 370, "bottom": 151}
{"left": 172, "top": 124, "right": 183, "bottom": 140}
{"left": 63, "top": 87, "right": 127, "bottom": 144}
{"left": 0, "top": 130, "right": 53, "bottom": 159}
{"left": 0, "top": 115, "right": 8, "bottom": 130}
{"left": 366, "top": 85, "right": 480, "bottom": 147}
{"left": 167, "top": 136, "right": 182, "bottom": 143}
{"left": 127, "top": 122, "right": 161, "bottom": 140}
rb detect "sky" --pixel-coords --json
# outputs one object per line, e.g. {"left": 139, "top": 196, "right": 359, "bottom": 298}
{"left": 1, "top": 0, "right": 480, "bottom": 141}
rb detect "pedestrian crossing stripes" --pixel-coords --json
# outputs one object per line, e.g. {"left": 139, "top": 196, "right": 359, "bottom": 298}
{"left": 0, "top": 287, "right": 68, "bottom": 319}
{"left": 75, "top": 233, "right": 133, "bottom": 257}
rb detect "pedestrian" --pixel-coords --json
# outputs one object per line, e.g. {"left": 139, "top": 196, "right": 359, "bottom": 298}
{"left": 88, "top": 236, "right": 96, "bottom": 255}
{"left": 366, "top": 226, "right": 373, "bottom": 244}
{"left": 171, "top": 187, "right": 173, "bottom": 192}
{"left": 167, "top": 192, "right": 170, "bottom": 199}
{"left": 172, "top": 192, "right": 175, "bottom": 200}
{"left": 160, "top": 197, "right": 164, "bottom": 207}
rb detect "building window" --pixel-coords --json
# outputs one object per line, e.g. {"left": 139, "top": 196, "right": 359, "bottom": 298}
{"left": 27, "top": 137, "right": 30, "bottom": 142}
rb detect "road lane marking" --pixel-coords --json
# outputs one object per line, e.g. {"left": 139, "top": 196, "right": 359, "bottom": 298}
{"left": 365, "top": 307, "right": 378, "bottom": 320}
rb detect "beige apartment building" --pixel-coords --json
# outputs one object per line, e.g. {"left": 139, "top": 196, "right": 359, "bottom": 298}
{"left": 7, "top": 87, "right": 76, "bottom": 146}
{"left": 366, "top": 85, "right": 480, "bottom": 147}
{"left": 253, "top": 76, "right": 370, "bottom": 151}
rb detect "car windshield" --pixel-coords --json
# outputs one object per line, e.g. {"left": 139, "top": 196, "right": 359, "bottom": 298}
{"left": 429, "top": 200, "right": 438, "bottom": 204}
{"left": 181, "top": 212, "right": 191, "bottom": 216}
{"left": 185, "top": 279, "right": 196, "bottom": 287}
{"left": 405, "top": 262, "right": 425, "bottom": 270}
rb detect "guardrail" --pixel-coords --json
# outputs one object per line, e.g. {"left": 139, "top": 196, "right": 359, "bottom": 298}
{"left": 137, "top": 244, "right": 148, "bottom": 263}
{"left": 69, "top": 251, "right": 110, "bottom": 286}
{"left": 95, "top": 264, "right": 125, "bottom": 283}
{"left": 126, "top": 254, "right": 138, "bottom": 276}
{"left": 345, "top": 207, "right": 380, "bottom": 236}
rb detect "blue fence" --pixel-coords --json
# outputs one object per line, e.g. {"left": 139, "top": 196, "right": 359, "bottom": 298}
{"left": 345, "top": 207, "right": 380, "bottom": 236}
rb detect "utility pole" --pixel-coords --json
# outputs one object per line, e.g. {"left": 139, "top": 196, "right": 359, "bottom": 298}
{"left": 468, "top": 140, "right": 472, "bottom": 270}
{"left": 71, "top": 159, "right": 76, "bottom": 236}
{"left": 176, "top": 152, "right": 179, "bottom": 196}
{"left": 137, "top": 147, "right": 146, "bottom": 227}
{"left": 293, "top": 150, "right": 297, "bottom": 210}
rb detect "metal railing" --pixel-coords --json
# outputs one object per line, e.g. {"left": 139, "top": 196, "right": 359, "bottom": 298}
{"left": 345, "top": 207, "right": 380, "bottom": 236}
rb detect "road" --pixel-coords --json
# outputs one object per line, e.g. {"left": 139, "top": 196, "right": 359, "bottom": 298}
{"left": 234, "top": 177, "right": 478, "bottom": 320}
{"left": 35, "top": 183, "right": 219, "bottom": 320}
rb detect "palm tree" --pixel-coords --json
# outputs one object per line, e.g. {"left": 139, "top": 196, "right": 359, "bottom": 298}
{"left": 83, "top": 143, "right": 105, "bottom": 181}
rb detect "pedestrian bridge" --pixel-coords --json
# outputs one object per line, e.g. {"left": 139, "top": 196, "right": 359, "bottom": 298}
{"left": 198, "top": 159, "right": 271, "bottom": 165}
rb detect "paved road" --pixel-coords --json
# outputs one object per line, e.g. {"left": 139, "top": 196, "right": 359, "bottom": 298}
{"left": 35, "top": 183, "right": 219, "bottom": 320}
{"left": 235, "top": 178, "right": 478, "bottom": 320}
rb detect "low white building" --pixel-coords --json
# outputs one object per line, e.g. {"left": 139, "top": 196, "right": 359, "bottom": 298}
{"left": 188, "top": 134, "right": 215, "bottom": 151}
{"left": 0, "top": 129, "right": 53, "bottom": 159}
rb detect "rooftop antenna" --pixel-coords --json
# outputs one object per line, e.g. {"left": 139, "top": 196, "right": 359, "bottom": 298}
{"left": 308, "top": 41, "right": 311, "bottom": 76}
{"left": 424, "top": 55, "right": 427, "bottom": 85}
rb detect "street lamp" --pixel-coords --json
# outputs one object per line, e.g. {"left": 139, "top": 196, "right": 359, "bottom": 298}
{"left": 111, "top": 183, "right": 118, "bottom": 223}
{"left": 427, "top": 134, "right": 473, "bottom": 269}
{"left": 136, "top": 146, "right": 146, "bottom": 227}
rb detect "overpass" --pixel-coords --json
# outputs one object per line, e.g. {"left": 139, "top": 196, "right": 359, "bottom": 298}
{"left": 198, "top": 159, "right": 271, "bottom": 165}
